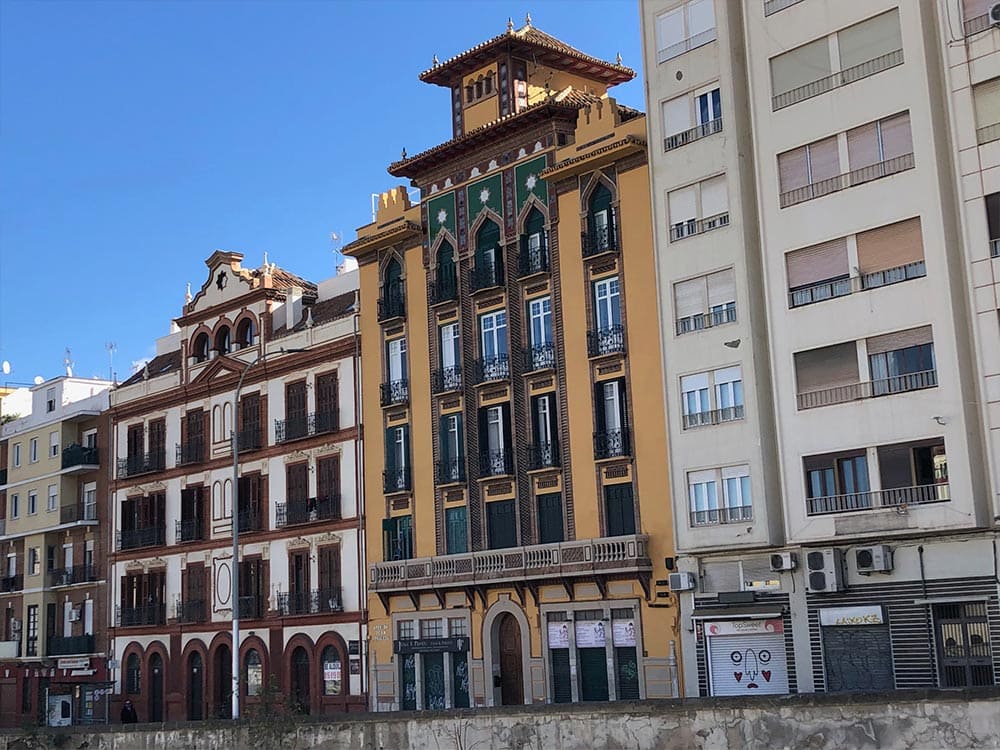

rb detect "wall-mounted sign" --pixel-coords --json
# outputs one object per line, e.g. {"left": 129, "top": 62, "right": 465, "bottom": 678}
{"left": 819, "top": 605, "right": 885, "bottom": 627}
{"left": 394, "top": 637, "right": 468, "bottom": 654}
{"left": 612, "top": 620, "right": 636, "bottom": 647}
{"left": 57, "top": 658, "right": 90, "bottom": 670}
{"left": 348, "top": 640, "right": 360, "bottom": 655}
{"left": 547, "top": 622, "right": 570, "bottom": 649}
{"left": 575, "top": 620, "right": 607, "bottom": 648}
{"left": 705, "top": 619, "right": 784, "bottom": 637}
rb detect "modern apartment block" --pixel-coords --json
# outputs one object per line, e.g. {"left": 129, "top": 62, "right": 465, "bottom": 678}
{"left": 345, "top": 19, "right": 678, "bottom": 711}
{"left": 0, "top": 376, "right": 113, "bottom": 727}
{"left": 107, "top": 252, "right": 365, "bottom": 721}
{"left": 641, "top": 0, "right": 1000, "bottom": 696}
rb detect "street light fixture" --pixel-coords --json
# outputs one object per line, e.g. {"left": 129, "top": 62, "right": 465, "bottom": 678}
{"left": 230, "top": 345, "right": 306, "bottom": 720}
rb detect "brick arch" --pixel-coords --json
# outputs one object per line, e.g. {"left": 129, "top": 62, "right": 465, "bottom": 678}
{"left": 143, "top": 640, "right": 169, "bottom": 722}
{"left": 516, "top": 193, "right": 549, "bottom": 233}
{"left": 284, "top": 632, "right": 317, "bottom": 714}
{"left": 315, "top": 631, "right": 349, "bottom": 712}
{"left": 206, "top": 631, "right": 234, "bottom": 718}
{"left": 238, "top": 634, "right": 271, "bottom": 701}
{"left": 580, "top": 169, "right": 618, "bottom": 213}
{"left": 189, "top": 324, "right": 213, "bottom": 363}
{"left": 232, "top": 310, "right": 258, "bottom": 349}
{"left": 179, "top": 638, "right": 209, "bottom": 721}
{"left": 378, "top": 248, "right": 406, "bottom": 284}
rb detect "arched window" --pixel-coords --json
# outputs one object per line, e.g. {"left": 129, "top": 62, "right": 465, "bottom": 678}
{"left": 187, "top": 651, "right": 204, "bottom": 721}
{"left": 586, "top": 183, "right": 617, "bottom": 254}
{"left": 475, "top": 78, "right": 483, "bottom": 99}
{"left": 215, "top": 326, "right": 231, "bottom": 355}
{"left": 465, "top": 85, "right": 474, "bottom": 103}
{"left": 244, "top": 649, "right": 263, "bottom": 697}
{"left": 291, "top": 646, "right": 310, "bottom": 714}
{"left": 126, "top": 653, "right": 141, "bottom": 694}
{"left": 149, "top": 652, "right": 164, "bottom": 722}
{"left": 520, "top": 208, "right": 547, "bottom": 274}
{"left": 435, "top": 241, "right": 457, "bottom": 301}
{"left": 235, "top": 318, "right": 255, "bottom": 349}
{"left": 380, "top": 258, "right": 404, "bottom": 319}
{"left": 193, "top": 333, "right": 209, "bottom": 363}
{"left": 321, "top": 646, "right": 342, "bottom": 696}
{"left": 473, "top": 220, "right": 503, "bottom": 289}
{"left": 484, "top": 73, "right": 494, "bottom": 95}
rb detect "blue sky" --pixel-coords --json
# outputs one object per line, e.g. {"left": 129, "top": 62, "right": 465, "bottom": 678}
{"left": 0, "top": 0, "right": 644, "bottom": 386}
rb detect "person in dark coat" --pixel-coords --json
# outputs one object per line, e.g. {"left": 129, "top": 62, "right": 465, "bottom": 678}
{"left": 120, "top": 699, "right": 138, "bottom": 724}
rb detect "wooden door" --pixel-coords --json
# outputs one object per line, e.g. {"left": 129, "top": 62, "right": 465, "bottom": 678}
{"left": 127, "top": 425, "right": 143, "bottom": 461}
{"left": 315, "top": 372, "right": 338, "bottom": 432}
{"left": 285, "top": 381, "right": 307, "bottom": 438}
{"left": 498, "top": 614, "right": 523, "bottom": 705}
{"left": 317, "top": 545, "right": 340, "bottom": 610}
{"left": 286, "top": 463, "right": 308, "bottom": 505}
{"left": 149, "top": 652, "right": 164, "bottom": 722}
{"left": 240, "top": 393, "right": 261, "bottom": 449}
{"left": 148, "top": 419, "right": 166, "bottom": 467}
{"left": 188, "top": 652, "right": 203, "bottom": 720}
{"left": 289, "top": 551, "right": 309, "bottom": 613}
{"left": 291, "top": 647, "right": 310, "bottom": 714}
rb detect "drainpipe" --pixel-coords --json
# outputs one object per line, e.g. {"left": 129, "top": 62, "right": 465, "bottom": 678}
{"left": 351, "top": 293, "right": 367, "bottom": 705}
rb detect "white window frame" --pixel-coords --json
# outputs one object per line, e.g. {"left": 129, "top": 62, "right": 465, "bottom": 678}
{"left": 696, "top": 86, "right": 722, "bottom": 125}
{"left": 479, "top": 310, "right": 508, "bottom": 362}
{"left": 392, "top": 427, "right": 408, "bottom": 472}
{"left": 6, "top": 553, "right": 15, "bottom": 577}
{"left": 655, "top": 0, "right": 717, "bottom": 63}
{"left": 444, "top": 414, "right": 461, "bottom": 463}
{"left": 49, "top": 430, "right": 59, "bottom": 458}
{"left": 13, "top": 443, "right": 20, "bottom": 468}
{"left": 46, "top": 387, "right": 56, "bottom": 413}
{"left": 28, "top": 491, "right": 37, "bottom": 515}
{"left": 536, "top": 395, "right": 554, "bottom": 446}
{"left": 83, "top": 482, "right": 98, "bottom": 521}
{"left": 594, "top": 277, "right": 621, "bottom": 332}
{"left": 83, "top": 429, "right": 97, "bottom": 449}
{"left": 29, "top": 438, "right": 38, "bottom": 463}
{"left": 486, "top": 405, "right": 506, "bottom": 456}
{"left": 603, "top": 380, "right": 623, "bottom": 433}
{"left": 28, "top": 547, "right": 40, "bottom": 576}
{"left": 387, "top": 338, "right": 408, "bottom": 382}
{"left": 440, "top": 323, "right": 460, "bottom": 370}
{"left": 47, "top": 484, "right": 58, "bottom": 512}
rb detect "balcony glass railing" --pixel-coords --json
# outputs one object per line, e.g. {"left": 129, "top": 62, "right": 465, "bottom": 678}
{"left": 277, "top": 587, "right": 343, "bottom": 616}
{"left": 276, "top": 496, "right": 340, "bottom": 527}
{"left": 797, "top": 368, "right": 937, "bottom": 410}
{"left": 274, "top": 410, "right": 338, "bottom": 443}
{"left": 61, "top": 445, "right": 99, "bottom": 470}
{"left": 806, "top": 482, "right": 950, "bottom": 516}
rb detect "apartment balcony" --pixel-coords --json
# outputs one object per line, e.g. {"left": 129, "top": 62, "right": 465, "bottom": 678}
{"left": 383, "top": 467, "right": 411, "bottom": 494}
{"left": 1, "top": 574, "right": 23, "bottom": 593}
{"left": 117, "top": 525, "right": 166, "bottom": 552}
{"left": 47, "top": 634, "right": 95, "bottom": 656}
{"left": 276, "top": 495, "right": 340, "bottom": 527}
{"left": 380, "top": 379, "right": 410, "bottom": 407}
{"left": 965, "top": 11, "right": 992, "bottom": 37}
{"left": 436, "top": 458, "right": 466, "bottom": 485}
{"left": 431, "top": 366, "right": 462, "bottom": 394}
{"left": 175, "top": 598, "right": 207, "bottom": 624}
{"left": 370, "top": 534, "right": 652, "bottom": 599}
{"left": 117, "top": 451, "right": 166, "bottom": 479}
{"left": 118, "top": 603, "right": 166, "bottom": 627}
{"left": 764, "top": 0, "right": 804, "bottom": 15}
{"left": 657, "top": 27, "right": 716, "bottom": 63}
{"left": 175, "top": 438, "right": 206, "bottom": 467}
{"left": 0, "top": 468, "right": 6, "bottom": 486}
{"left": 238, "top": 595, "right": 265, "bottom": 620}
{"left": 377, "top": 285, "right": 406, "bottom": 321}
{"left": 61, "top": 445, "right": 99, "bottom": 472}
{"left": 526, "top": 442, "right": 560, "bottom": 471}
{"left": 587, "top": 325, "right": 626, "bottom": 357}
{"left": 797, "top": 369, "right": 938, "bottom": 410}
{"left": 237, "top": 428, "right": 263, "bottom": 453}
{"left": 780, "top": 153, "right": 914, "bottom": 208}
{"left": 523, "top": 343, "right": 556, "bottom": 372}
{"left": 979, "top": 122, "right": 1000, "bottom": 146}
{"left": 61, "top": 503, "right": 97, "bottom": 524}
{"left": 669, "top": 212, "right": 730, "bottom": 242}
{"left": 429, "top": 274, "right": 458, "bottom": 305}
{"left": 26, "top": 637, "right": 38, "bottom": 657}
{"left": 807, "top": 483, "right": 950, "bottom": 516}
{"left": 277, "top": 587, "right": 342, "bottom": 616}
{"left": 174, "top": 518, "right": 204, "bottom": 543}
{"left": 469, "top": 261, "right": 504, "bottom": 292}
{"left": 48, "top": 564, "right": 97, "bottom": 588}
{"left": 581, "top": 225, "right": 618, "bottom": 257}
{"left": 772, "top": 49, "right": 904, "bottom": 111}
{"left": 676, "top": 305, "right": 737, "bottom": 335}
{"left": 473, "top": 356, "right": 509, "bottom": 384}
{"left": 517, "top": 244, "right": 549, "bottom": 277}
{"left": 789, "top": 261, "right": 927, "bottom": 308}
{"left": 274, "top": 410, "right": 338, "bottom": 443}
{"left": 479, "top": 450, "right": 513, "bottom": 478}
{"left": 237, "top": 508, "right": 263, "bottom": 534}
{"left": 0, "top": 640, "right": 20, "bottom": 659}
{"left": 690, "top": 505, "right": 754, "bottom": 527}
{"left": 594, "top": 430, "right": 630, "bottom": 460}
{"left": 991, "top": 239, "right": 1000, "bottom": 259}
{"left": 664, "top": 117, "right": 722, "bottom": 152}
{"left": 683, "top": 405, "right": 745, "bottom": 429}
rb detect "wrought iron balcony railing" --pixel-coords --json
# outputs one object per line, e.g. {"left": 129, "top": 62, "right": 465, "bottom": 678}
{"left": 664, "top": 117, "right": 723, "bottom": 151}
{"left": 523, "top": 343, "right": 556, "bottom": 372}
{"left": 117, "top": 525, "right": 166, "bottom": 551}
{"left": 175, "top": 438, "right": 205, "bottom": 466}
{"left": 594, "top": 430, "right": 630, "bottom": 460}
{"left": 526, "top": 442, "right": 560, "bottom": 470}
{"left": 797, "top": 369, "right": 938, "bottom": 410}
{"left": 473, "top": 356, "right": 509, "bottom": 384}
{"left": 676, "top": 304, "right": 737, "bottom": 335}
{"left": 277, "top": 587, "right": 343, "bottom": 616}
{"left": 276, "top": 495, "right": 341, "bottom": 527}
{"left": 517, "top": 244, "right": 549, "bottom": 277}
{"left": 383, "top": 467, "right": 411, "bottom": 494}
{"left": 237, "top": 509, "right": 263, "bottom": 534}
{"left": 587, "top": 325, "right": 626, "bottom": 357}
{"left": 48, "top": 634, "right": 95, "bottom": 656}
{"left": 380, "top": 379, "right": 410, "bottom": 407}
{"left": 690, "top": 505, "right": 754, "bottom": 526}
{"left": 582, "top": 225, "right": 619, "bottom": 257}
{"left": 1, "top": 574, "right": 24, "bottom": 593}
{"left": 479, "top": 450, "right": 513, "bottom": 478}
{"left": 238, "top": 428, "right": 263, "bottom": 452}
{"left": 682, "top": 405, "right": 745, "bottom": 429}
{"left": 470, "top": 261, "right": 504, "bottom": 292}
{"left": 431, "top": 366, "right": 462, "bottom": 394}
{"left": 669, "top": 212, "right": 730, "bottom": 242}
{"left": 61, "top": 445, "right": 99, "bottom": 470}
{"left": 377, "top": 284, "right": 406, "bottom": 321}
{"left": 238, "top": 595, "right": 265, "bottom": 620}
{"left": 175, "top": 598, "right": 207, "bottom": 624}
{"left": 429, "top": 273, "right": 458, "bottom": 304}
{"left": 48, "top": 564, "right": 97, "bottom": 587}
{"left": 436, "top": 458, "right": 466, "bottom": 485}
{"left": 118, "top": 603, "right": 166, "bottom": 627}
{"left": 175, "top": 518, "right": 204, "bottom": 543}
{"left": 117, "top": 451, "right": 166, "bottom": 479}
{"left": 274, "top": 410, "right": 338, "bottom": 443}
{"left": 806, "top": 482, "right": 950, "bottom": 516}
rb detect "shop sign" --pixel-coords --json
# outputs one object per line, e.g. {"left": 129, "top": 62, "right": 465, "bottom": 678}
{"left": 612, "top": 620, "right": 636, "bottom": 647}
{"left": 394, "top": 637, "right": 468, "bottom": 654}
{"left": 819, "top": 605, "right": 884, "bottom": 627}
{"left": 547, "top": 622, "right": 570, "bottom": 649}
{"left": 57, "top": 658, "right": 90, "bottom": 670}
{"left": 705, "top": 619, "right": 784, "bottom": 637}
{"left": 324, "top": 662, "right": 342, "bottom": 683}
{"left": 575, "top": 620, "right": 607, "bottom": 648}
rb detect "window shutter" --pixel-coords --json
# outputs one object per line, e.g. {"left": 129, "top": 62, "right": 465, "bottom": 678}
{"left": 688, "top": 0, "right": 714, "bottom": 36}
{"left": 808, "top": 136, "right": 841, "bottom": 182}
{"left": 778, "top": 146, "right": 809, "bottom": 193}
{"left": 879, "top": 111, "right": 913, "bottom": 161}
{"left": 674, "top": 276, "right": 708, "bottom": 318}
{"left": 785, "top": 237, "right": 850, "bottom": 288}
{"left": 700, "top": 175, "right": 728, "bottom": 218}
{"left": 439, "top": 416, "right": 450, "bottom": 465}
{"left": 662, "top": 95, "right": 691, "bottom": 136}
{"left": 617, "top": 378, "right": 630, "bottom": 454}
{"left": 401, "top": 424, "right": 410, "bottom": 468}
{"left": 837, "top": 9, "right": 902, "bottom": 70}
{"left": 456, "top": 415, "right": 465, "bottom": 462}
{"left": 530, "top": 396, "right": 542, "bottom": 447}
{"left": 974, "top": 78, "right": 1000, "bottom": 129}
{"left": 384, "top": 428, "right": 395, "bottom": 472}
{"left": 856, "top": 217, "right": 923, "bottom": 273}
{"left": 477, "top": 407, "right": 488, "bottom": 462}
{"left": 794, "top": 342, "right": 860, "bottom": 392}
{"left": 866, "top": 325, "right": 933, "bottom": 354}
{"left": 770, "top": 37, "right": 832, "bottom": 97}
{"left": 668, "top": 185, "right": 698, "bottom": 224}
{"left": 656, "top": 7, "right": 684, "bottom": 55}
{"left": 681, "top": 372, "right": 710, "bottom": 393}
{"left": 847, "top": 121, "right": 880, "bottom": 170}
{"left": 707, "top": 268, "right": 736, "bottom": 307}
{"left": 986, "top": 193, "right": 1000, "bottom": 240}
{"left": 593, "top": 382, "right": 606, "bottom": 435}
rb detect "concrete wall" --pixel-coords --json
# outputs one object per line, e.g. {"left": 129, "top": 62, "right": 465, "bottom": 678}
{"left": 4, "top": 689, "right": 1000, "bottom": 750}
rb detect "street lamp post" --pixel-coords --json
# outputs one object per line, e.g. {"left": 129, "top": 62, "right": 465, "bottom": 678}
{"left": 230, "top": 345, "right": 304, "bottom": 720}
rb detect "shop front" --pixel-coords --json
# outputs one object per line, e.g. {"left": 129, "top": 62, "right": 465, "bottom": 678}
{"left": 703, "top": 618, "right": 789, "bottom": 696}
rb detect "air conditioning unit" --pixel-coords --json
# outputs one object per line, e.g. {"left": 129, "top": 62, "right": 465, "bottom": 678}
{"left": 668, "top": 572, "right": 697, "bottom": 591}
{"left": 769, "top": 552, "right": 797, "bottom": 572}
{"left": 990, "top": 2, "right": 1000, "bottom": 26}
{"left": 805, "top": 549, "right": 845, "bottom": 593}
{"left": 855, "top": 545, "right": 893, "bottom": 574}
{"left": 68, "top": 609, "right": 80, "bottom": 622}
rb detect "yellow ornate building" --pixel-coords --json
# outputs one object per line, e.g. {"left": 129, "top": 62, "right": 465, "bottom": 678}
{"left": 345, "top": 19, "right": 680, "bottom": 710}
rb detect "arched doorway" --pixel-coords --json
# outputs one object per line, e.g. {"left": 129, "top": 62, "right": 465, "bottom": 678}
{"left": 215, "top": 644, "right": 232, "bottom": 719}
{"left": 148, "top": 652, "right": 164, "bottom": 722}
{"left": 497, "top": 614, "right": 524, "bottom": 705}
{"left": 291, "top": 646, "right": 310, "bottom": 714}
{"left": 187, "top": 652, "right": 203, "bottom": 720}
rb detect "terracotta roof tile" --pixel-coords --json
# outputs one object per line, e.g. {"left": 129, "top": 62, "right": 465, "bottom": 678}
{"left": 118, "top": 350, "right": 182, "bottom": 388}
{"left": 271, "top": 291, "right": 356, "bottom": 338}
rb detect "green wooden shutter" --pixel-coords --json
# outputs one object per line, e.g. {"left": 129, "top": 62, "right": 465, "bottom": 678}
{"left": 578, "top": 647, "right": 609, "bottom": 701}
{"left": 446, "top": 506, "right": 467, "bottom": 554}
{"left": 537, "top": 493, "right": 564, "bottom": 544}
{"left": 551, "top": 648, "right": 572, "bottom": 703}
{"left": 616, "top": 647, "right": 640, "bottom": 699}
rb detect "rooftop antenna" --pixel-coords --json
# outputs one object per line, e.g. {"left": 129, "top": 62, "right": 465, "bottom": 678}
{"left": 64, "top": 348, "right": 74, "bottom": 378}
{"left": 330, "top": 231, "right": 345, "bottom": 273}
{"left": 105, "top": 342, "right": 117, "bottom": 382}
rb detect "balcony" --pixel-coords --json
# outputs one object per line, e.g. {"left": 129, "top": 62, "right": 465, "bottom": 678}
{"left": 657, "top": 27, "right": 717, "bottom": 63}
{"left": 277, "top": 587, "right": 343, "bottom": 616}
{"left": 26, "top": 637, "right": 38, "bottom": 657}
{"left": 61, "top": 445, "right": 99, "bottom": 471}
{"left": 276, "top": 496, "right": 340, "bottom": 527}
{"left": 61, "top": 503, "right": 97, "bottom": 524}
{"left": 117, "top": 451, "right": 166, "bottom": 479}
{"left": 0, "top": 468, "right": 6, "bottom": 485}
{"left": 238, "top": 428, "right": 263, "bottom": 453}
{"left": 587, "top": 325, "right": 626, "bottom": 357}
{"left": 237, "top": 509, "right": 263, "bottom": 534}
{"left": 690, "top": 505, "right": 754, "bottom": 527}
{"left": 431, "top": 366, "right": 462, "bottom": 394}
{"left": 175, "top": 599, "right": 207, "bottom": 624}
{"left": 377, "top": 284, "right": 406, "bottom": 321}
{"left": 780, "top": 153, "right": 914, "bottom": 208}
{"left": 118, "top": 603, "right": 166, "bottom": 627}
{"left": 429, "top": 274, "right": 458, "bottom": 305}
{"left": 789, "top": 261, "right": 926, "bottom": 308}
{"left": 581, "top": 225, "right": 618, "bottom": 257}
{"left": 117, "top": 525, "right": 166, "bottom": 551}
{"left": 665, "top": 117, "right": 723, "bottom": 152}
{"left": 526, "top": 442, "right": 560, "bottom": 471}
{"left": 964, "top": 12, "right": 992, "bottom": 37}
{"left": 470, "top": 261, "right": 504, "bottom": 292}
{"left": 764, "top": 0, "right": 805, "bottom": 15}
{"left": 175, "top": 518, "right": 204, "bottom": 543}
{"left": 479, "top": 450, "right": 513, "bottom": 478}
{"left": 594, "top": 430, "right": 630, "bottom": 460}
{"left": 383, "top": 467, "right": 411, "bottom": 494}
{"left": 48, "top": 565, "right": 97, "bottom": 587}
{"left": 523, "top": 343, "right": 556, "bottom": 372}
{"left": 517, "top": 244, "right": 549, "bottom": 277}
{"left": 1, "top": 574, "right": 23, "bottom": 593}
{"left": 991, "top": 239, "right": 1000, "bottom": 258}
{"left": 473, "top": 356, "right": 509, "bottom": 384}
{"left": 371, "top": 533, "right": 651, "bottom": 594}
{"left": 676, "top": 305, "right": 737, "bottom": 335}
{"left": 807, "top": 483, "right": 950, "bottom": 516}
{"left": 773, "top": 49, "right": 904, "bottom": 111}
{"left": 380, "top": 379, "right": 410, "bottom": 407}
{"left": 274, "top": 410, "right": 338, "bottom": 443}
{"left": 238, "top": 595, "right": 265, "bottom": 620}
{"left": 48, "top": 634, "right": 95, "bottom": 656}
{"left": 436, "top": 458, "right": 466, "bottom": 485}
{"left": 683, "top": 405, "right": 745, "bottom": 429}
{"left": 797, "top": 369, "right": 938, "bottom": 410}
{"left": 978, "top": 122, "right": 1000, "bottom": 146}
{"left": 669, "top": 212, "right": 730, "bottom": 242}
{"left": 175, "top": 438, "right": 205, "bottom": 467}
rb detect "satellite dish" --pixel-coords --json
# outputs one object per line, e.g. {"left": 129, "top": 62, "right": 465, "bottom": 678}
{"left": 1, "top": 361, "right": 9, "bottom": 375}
{"left": 33, "top": 376, "right": 44, "bottom": 385}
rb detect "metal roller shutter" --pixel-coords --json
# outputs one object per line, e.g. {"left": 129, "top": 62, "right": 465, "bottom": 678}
{"left": 675, "top": 276, "right": 708, "bottom": 319}
{"left": 786, "top": 237, "right": 850, "bottom": 288}
{"left": 879, "top": 111, "right": 913, "bottom": 161}
{"left": 707, "top": 269, "right": 736, "bottom": 308}
{"left": 707, "top": 631, "right": 788, "bottom": 696}
{"left": 778, "top": 146, "right": 809, "bottom": 193}
{"left": 856, "top": 217, "right": 923, "bottom": 273}
{"left": 848, "top": 121, "right": 880, "bottom": 170}
{"left": 838, "top": 10, "right": 901, "bottom": 70}
{"left": 866, "top": 325, "right": 933, "bottom": 354}
{"left": 794, "top": 342, "right": 859, "bottom": 392}
{"left": 771, "top": 37, "right": 832, "bottom": 98}
{"left": 808, "top": 136, "right": 841, "bottom": 182}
